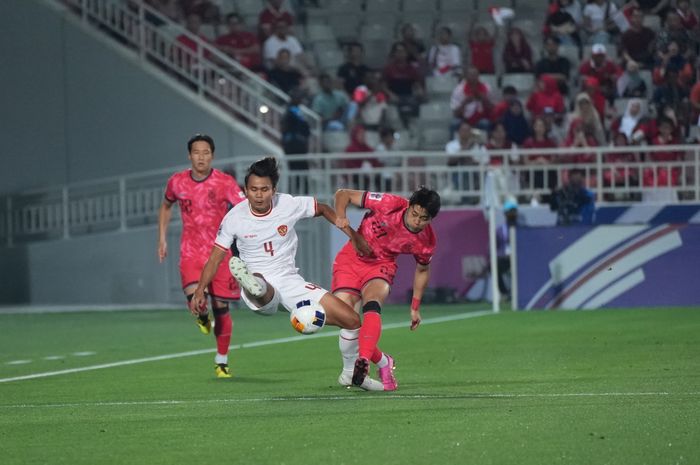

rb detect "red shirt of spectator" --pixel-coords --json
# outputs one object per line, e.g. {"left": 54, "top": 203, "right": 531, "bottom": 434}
{"left": 644, "top": 120, "right": 683, "bottom": 186}
{"left": 216, "top": 14, "right": 261, "bottom": 69}
{"left": 579, "top": 45, "right": 621, "bottom": 90}
{"left": 527, "top": 75, "right": 565, "bottom": 117}
{"left": 259, "top": 0, "right": 294, "bottom": 39}
{"left": 676, "top": 0, "right": 699, "bottom": 30}
{"left": 469, "top": 25, "right": 495, "bottom": 74}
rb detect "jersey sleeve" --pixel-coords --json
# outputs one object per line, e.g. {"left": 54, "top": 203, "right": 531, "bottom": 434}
{"left": 292, "top": 196, "right": 318, "bottom": 220}
{"left": 214, "top": 212, "right": 236, "bottom": 251}
{"left": 361, "top": 192, "right": 406, "bottom": 214}
{"left": 226, "top": 177, "right": 246, "bottom": 206}
{"left": 164, "top": 175, "right": 177, "bottom": 203}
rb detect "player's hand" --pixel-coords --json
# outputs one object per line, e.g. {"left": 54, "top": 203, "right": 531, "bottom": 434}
{"left": 410, "top": 309, "right": 421, "bottom": 331}
{"left": 335, "top": 217, "right": 350, "bottom": 229}
{"left": 158, "top": 241, "right": 167, "bottom": 262}
{"left": 189, "top": 289, "right": 207, "bottom": 315}
{"left": 351, "top": 235, "right": 373, "bottom": 257}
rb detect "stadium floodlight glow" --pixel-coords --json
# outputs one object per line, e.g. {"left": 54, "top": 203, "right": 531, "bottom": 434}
{"left": 259, "top": 105, "right": 269, "bottom": 114}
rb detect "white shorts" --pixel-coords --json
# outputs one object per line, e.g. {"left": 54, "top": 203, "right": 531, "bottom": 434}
{"left": 241, "top": 272, "right": 328, "bottom": 315}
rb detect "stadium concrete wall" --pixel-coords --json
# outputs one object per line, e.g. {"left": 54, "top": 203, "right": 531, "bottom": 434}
{"left": 0, "top": 0, "right": 278, "bottom": 195}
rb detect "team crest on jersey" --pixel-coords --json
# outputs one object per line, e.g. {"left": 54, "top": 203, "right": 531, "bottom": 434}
{"left": 277, "top": 225, "right": 288, "bottom": 236}
{"left": 369, "top": 192, "right": 383, "bottom": 200}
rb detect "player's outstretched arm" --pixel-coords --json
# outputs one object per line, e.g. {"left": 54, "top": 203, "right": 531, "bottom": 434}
{"left": 410, "top": 263, "right": 431, "bottom": 331}
{"left": 317, "top": 202, "right": 372, "bottom": 257}
{"left": 333, "top": 189, "right": 366, "bottom": 229}
{"left": 157, "top": 200, "right": 174, "bottom": 263}
{"left": 190, "top": 246, "right": 227, "bottom": 314}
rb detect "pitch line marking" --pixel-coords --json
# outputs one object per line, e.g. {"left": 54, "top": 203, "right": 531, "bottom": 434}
{"left": 2, "top": 391, "right": 698, "bottom": 409}
{"left": 0, "top": 310, "right": 493, "bottom": 384}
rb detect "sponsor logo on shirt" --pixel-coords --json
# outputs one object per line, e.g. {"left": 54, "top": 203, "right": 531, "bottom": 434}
{"left": 277, "top": 225, "right": 288, "bottom": 237}
{"left": 244, "top": 234, "right": 258, "bottom": 238}
{"left": 368, "top": 192, "right": 383, "bottom": 200}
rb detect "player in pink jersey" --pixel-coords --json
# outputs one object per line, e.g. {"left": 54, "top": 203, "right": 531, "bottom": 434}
{"left": 158, "top": 134, "right": 245, "bottom": 378}
{"left": 332, "top": 187, "right": 440, "bottom": 390}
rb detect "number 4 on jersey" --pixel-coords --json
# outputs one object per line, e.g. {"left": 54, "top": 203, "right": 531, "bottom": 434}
{"left": 264, "top": 241, "right": 274, "bottom": 256}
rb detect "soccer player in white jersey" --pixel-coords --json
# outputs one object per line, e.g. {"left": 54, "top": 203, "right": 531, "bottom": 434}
{"left": 190, "top": 157, "right": 384, "bottom": 390}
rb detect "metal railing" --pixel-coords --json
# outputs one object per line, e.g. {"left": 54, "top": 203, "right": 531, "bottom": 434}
{"left": 59, "top": 0, "right": 321, "bottom": 150}
{"left": 1, "top": 146, "right": 699, "bottom": 246}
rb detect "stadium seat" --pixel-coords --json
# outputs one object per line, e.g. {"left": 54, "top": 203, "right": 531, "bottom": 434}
{"left": 315, "top": 48, "right": 344, "bottom": 72}
{"left": 219, "top": 0, "right": 236, "bottom": 15}
{"left": 306, "top": 24, "right": 335, "bottom": 42}
{"left": 328, "top": 14, "right": 360, "bottom": 41}
{"left": 236, "top": 0, "right": 263, "bottom": 16}
{"left": 322, "top": 130, "right": 350, "bottom": 152}
{"left": 439, "top": 0, "right": 473, "bottom": 13}
{"left": 437, "top": 19, "right": 468, "bottom": 41}
{"left": 479, "top": 74, "right": 499, "bottom": 93}
{"left": 642, "top": 14, "right": 662, "bottom": 32}
{"left": 325, "top": 0, "right": 362, "bottom": 14}
{"left": 199, "top": 24, "right": 217, "bottom": 41}
{"left": 420, "top": 127, "right": 450, "bottom": 150}
{"left": 639, "top": 70, "right": 652, "bottom": 99}
{"left": 366, "top": 0, "right": 401, "bottom": 13}
{"left": 403, "top": 0, "right": 437, "bottom": 13}
{"left": 420, "top": 101, "right": 453, "bottom": 121}
{"left": 426, "top": 74, "right": 459, "bottom": 97}
{"left": 360, "top": 23, "right": 394, "bottom": 41}
{"left": 361, "top": 39, "right": 391, "bottom": 68}
{"left": 501, "top": 73, "right": 535, "bottom": 96}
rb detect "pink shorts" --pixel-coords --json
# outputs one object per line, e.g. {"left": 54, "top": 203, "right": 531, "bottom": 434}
{"left": 180, "top": 253, "right": 240, "bottom": 301}
{"left": 331, "top": 246, "right": 397, "bottom": 295}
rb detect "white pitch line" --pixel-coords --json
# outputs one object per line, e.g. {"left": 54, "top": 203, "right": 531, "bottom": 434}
{"left": 2, "top": 391, "right": 698, "bottom": 410}
{"left": 0, "top": 310, "right": 494, "bottom": 384}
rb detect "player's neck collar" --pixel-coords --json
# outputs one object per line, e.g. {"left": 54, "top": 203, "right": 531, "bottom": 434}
{"left": 249, "top": 201, "right": 273, "bottom": 217}
{"left": 190, "top": 169, "right": 213, "bottom": 183}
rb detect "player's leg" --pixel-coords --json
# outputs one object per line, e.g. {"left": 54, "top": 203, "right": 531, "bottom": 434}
{"left": 184, "top": 284, "right": 211, "bottom": 334}
{"left": 181, "top": 258, "right": 212, "bottom": 333}
{"left": 209, "top": 264, "right": 239, "bottom": 378}
{"left": 229, "top": 256, "right": 275, "bottom": 306}
{"left": 353, "top": 279, "right": 391, "bottom": 386}
{"left": 333, "top": 291, "right": 362, "bottom": 383}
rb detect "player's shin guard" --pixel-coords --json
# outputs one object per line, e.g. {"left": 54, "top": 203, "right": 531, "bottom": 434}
{"left": 358, "top": 301, "right": 382, "bottom": 361}
{"left": 339, "top": 329, "right": 360, "bottom": 372}
{"left": 213, "top": 307, "right": 232, "bottom": 358}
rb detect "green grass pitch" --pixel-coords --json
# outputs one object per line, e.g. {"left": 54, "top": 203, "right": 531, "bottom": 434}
{"left": 1, "top": 305, "right": 699, "bottom": 465}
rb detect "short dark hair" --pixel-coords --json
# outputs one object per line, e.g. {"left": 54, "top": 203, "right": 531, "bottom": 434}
{"left": 225, "top": 12, "right": 242, "bottom": 22}
{"left": 503, "top": 85, "right": 517, "bottom": 96}
{"left": 187, "top": 134, "right": 215, "bottom": 153}
{"left": 409, "top": 187, "right": 441, "bottom": 219}
{"left": 245, "top": 157, "right": 280, "bottom": 188}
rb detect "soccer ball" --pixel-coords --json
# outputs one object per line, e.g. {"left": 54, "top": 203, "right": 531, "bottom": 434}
{"left": 290, "top": 300, "right": 326, "bottom": 335}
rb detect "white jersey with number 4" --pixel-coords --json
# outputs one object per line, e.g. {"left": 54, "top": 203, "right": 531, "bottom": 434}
{"left": 214, "top": 193, "right": 317, "bottom": 278}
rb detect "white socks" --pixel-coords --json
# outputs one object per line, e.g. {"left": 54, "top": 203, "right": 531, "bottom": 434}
{"left": 338, "top": 329, "right": 359, "bottom": 372}
{"left": 215, "top": 353, "right": 228, "bottom": 365}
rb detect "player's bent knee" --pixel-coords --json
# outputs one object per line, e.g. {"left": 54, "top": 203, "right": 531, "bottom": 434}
{"left": 212, "top": 305, "right": 229, "bottom": 316}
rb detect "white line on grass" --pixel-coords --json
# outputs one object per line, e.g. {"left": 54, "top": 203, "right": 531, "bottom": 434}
{"left": 0, "top": 310, "right": 494, "bottom": 384}
{"left": 2, "top": 391, "right": 699, "bottom": 409}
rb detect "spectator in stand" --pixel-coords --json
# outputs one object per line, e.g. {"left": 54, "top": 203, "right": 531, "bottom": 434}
{"left": 468, "top": 23, "right": 496, "bottom": 75}
{"left": 374, "top": 127, "right": 403, "bottom": 191}
{"left": 258, "top": 0, "right": 294, "bottom": 40}
{"left": 579, "top": 43, "right": 622, "bottom": 103}
{"left": 312, "top": 73, "right": 349, "bottom": 131}
{"left": 610, "top": 98, "right": 655, "bottom": 143}
{"left": 550, "top": 168, "right": 595, "bottom": 225}
{"left": 348, "top": 72, "right": 389, "bottom": 135}
{"left": 689, "top": 71, "right": 700, "bottom": 124}
{"left": 147, "top": 0, "right": 183, "bottom": 23}
{"left": 527, "top": 74, "right": 566, "bottom": 118}
{"left": 621, "top": 8, "right": 656, "bottom": 69}
{"left": 501, "top": 99, "right": 531, "bottom": 146}
{"left": 652, "top": 40, "right": 694, "bottom": 88}
{"left": 486, "top": 122, "right": 513, "bottom": 165}
{"left": 581, "top": 76, "right": 609, "bottom": 122}
{"left": 545, "top": 0, "right": 583, "bottom": 49}
{"left": 446, "top": 121, "right": 488, "bottom": 198}
{"left": 617, "top": 60, "right": 648, "bottom": 97}
{"left": 267, "top": 48, "right": 303, "bottom": 94}
{"left": 398, "top": 23, "right": 427, "bottom": 66}
{"left": 653, "top": 67, "right": 691, "bottom": 127}
{"left": 450, "top": 65, "right": 494, "bottom": 132}
{"left": 565, "top": 92, "right": 606, "bottom": 149}
{"left": 492, "top": 85, "right": 518, "bottom": 121}
{"left": 427, "top": 26, "right": 462, "bottom": 77}
{"left": 281, "top": 88, "right": 311, "bottom": 192}
{"left": 179, "top": 0, "right": 219, "bottom": 24}
{"left": 676, "top": 0, "right": 700, "bottom": 32}
{"left": 632, "top": 0, "right": 670, "bottom": 16}
{"left": 503, "top": 27, "right": 534, "bottom": 73}
{"left": 655, "top": 10, "right": 693, "bottom": 57}
{"left": 535, "top": 36, "right": 572, "bottom": 95}
{"left": 583, "top": 0, "right": 621, "bottom": 44}
{"left": 263, "top": 20, "right": 306, "bottom": 71}
{"left": 344, "top": 125, "right": 382, "bottom": 189}
{"left": 215, "top": 13, "right": 261, "bottom": 70}
{"left": 337, "top": 43, "right": 370, "bottom": 96}
{"left": 604, "top": 132, "right": 640, "bottom": 191}
{"left": 383, "top": 42, "right": 425, "bottom": 128}
{"left": 522, "top": 116, "right": 560, "bottom": 192}
{"left": 176, "top": 13, "right": 211, "bottom": 73}
{"left": 643, "top": 116, "right": 683, "bottom": 202}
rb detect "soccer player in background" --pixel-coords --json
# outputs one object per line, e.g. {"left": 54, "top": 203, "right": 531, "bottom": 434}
{"left": 332, "top": 187, "right": 440, "bottom": 391}
{"left": 190, "top": 157, "right": 385, "bottom": 390}
{"left": 158, "top": 134, "right": 245, "bottom": 378}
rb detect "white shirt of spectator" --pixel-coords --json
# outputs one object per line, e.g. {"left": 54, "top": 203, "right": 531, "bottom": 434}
{"left": 263, "top": 34, "right": 304, "bottom": 65}
{"left": 449, "top": 80, "right": 492, "bottom": 121}
{"left": 214, "top": 193, "right": 316, "bottom": 278}
{"left": 445, "top": 138, "right": 489, "bottom": 164}
{"left": 427, "top": 44, "right": 462, "bottom": 76}
{"left": 583, "top": 1, "right": 618, "bottom": 31}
